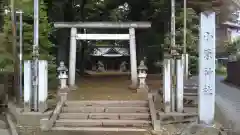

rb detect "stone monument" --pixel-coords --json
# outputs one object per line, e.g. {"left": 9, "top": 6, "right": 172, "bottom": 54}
{"left": 97, "top": 61, "right": 105, "bottom": 72}
{"left": 119, "top": 61, "right": 127, "bottom": 72}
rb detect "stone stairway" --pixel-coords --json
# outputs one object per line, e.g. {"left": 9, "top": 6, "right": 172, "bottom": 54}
{"left": 50, "top": 100, "right": 153, "bottom": 132}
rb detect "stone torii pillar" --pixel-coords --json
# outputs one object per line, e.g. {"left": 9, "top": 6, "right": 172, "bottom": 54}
{"left": 129, "top": 28, "right": 138, "bottom": 88}
{"left": 69, "top": 27, "right": 77, "bottom": 89}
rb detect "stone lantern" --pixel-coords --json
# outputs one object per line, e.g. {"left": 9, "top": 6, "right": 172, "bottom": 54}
{"left": 137, "top": 60, "right": 149, "bottom": 92}
{"left": 57, "top": 61, "right": 68, "bottom": 89}
{"left": 57, "top": 61, "right": 69, "bottom": 101}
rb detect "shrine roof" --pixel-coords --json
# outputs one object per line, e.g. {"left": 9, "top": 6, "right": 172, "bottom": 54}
{"left": 91, "top": 46, "right": 129, "bottom": 57}
{"left": 187, "top": 0, "right": 223, "bottom": 7}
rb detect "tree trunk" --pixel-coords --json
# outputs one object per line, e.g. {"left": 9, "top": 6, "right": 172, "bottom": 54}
{"left": 11, "top": 0, "right": 20, "bottom": 105}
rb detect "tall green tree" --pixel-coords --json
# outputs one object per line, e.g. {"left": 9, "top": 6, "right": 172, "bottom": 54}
{"left": 164, "top": 8, "right": 199, "bottom": 74}
{"left": 2, "top": 0, "right": 56, "bottom": 80}
{"left": 1, "top": 12, "right": 14, "bottom": 72}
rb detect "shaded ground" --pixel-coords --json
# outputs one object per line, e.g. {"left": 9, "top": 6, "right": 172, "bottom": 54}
{"left": 66, "top": 73, "right": 162, "bottom": 100}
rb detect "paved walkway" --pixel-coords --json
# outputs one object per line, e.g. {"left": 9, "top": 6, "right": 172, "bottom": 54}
{"left": 190, "top": 76, "right": 240, "bottom": 133}
{"left": 0, "top": 116, "right": 10, "bottom": 135}
{"left": 215, "top": 76, "right": 240, "bottom": 133}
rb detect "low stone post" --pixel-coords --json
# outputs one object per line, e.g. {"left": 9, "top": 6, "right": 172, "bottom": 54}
{"left": 38, "top": 60, "right": 48, "bottom": 113}
{"left": 176, "top": 58, "right": 184, "bottom": 113}
{"left": 137, "top": 60, "right": 149, "bottom": 93}
{"left": 57, "top": 61, "right": 69, "bottom": 101}
{"left": 24, "top": 60, "right": 32, "bottom": 112}
{"left": 182, "top": 53, "right": 189, "bottom": 80}
{"left": 163, "top": 59, "right": 171, "bottom": 113}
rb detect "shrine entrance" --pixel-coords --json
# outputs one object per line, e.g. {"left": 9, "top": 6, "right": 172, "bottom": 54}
{"left": 87, "top": 46, "right": 130, "bottom": 72}
{"left": 54, "top": 22, "right": 151, "bottom": 90}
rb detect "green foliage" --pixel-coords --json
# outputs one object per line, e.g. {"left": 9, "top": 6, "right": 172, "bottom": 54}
{"left": 216, "top": 65, "right": 227, "bottom": 76}
{"left": 2, "top": 0, "right": 56, "bottom": 81}
{"left": 0, "top": 14, "right": 14, "bottom": 72}
{"left": 224, "top": 38, "right": 240, "bottom": 55}
{"left": 164, "top": 8, "right": 199, "bottom": 74}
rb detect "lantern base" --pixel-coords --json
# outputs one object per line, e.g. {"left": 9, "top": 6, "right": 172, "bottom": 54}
{"left": 69, "top": 85, "right": 78, "bottom": 91}
{"left": 137, "top": 84, "right": 149, "bottom": 93}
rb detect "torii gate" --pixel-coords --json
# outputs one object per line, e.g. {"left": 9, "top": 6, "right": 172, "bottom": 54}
{"left": 54, "top": 22, "right": 151, "bottom": 90}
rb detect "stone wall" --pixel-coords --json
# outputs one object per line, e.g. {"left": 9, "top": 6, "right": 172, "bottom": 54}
{"left": 226, "top": 61, "right": 240, "bottom": 86}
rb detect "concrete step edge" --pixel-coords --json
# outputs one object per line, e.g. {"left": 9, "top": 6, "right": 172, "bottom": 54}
{"left": 52, "top": 126, "right": 149, "bottom": 132}
{"left": 59, "top": 112, "right": 150, "bottom": 116}
{"left": 65, "top": 100, "right": 148, "bottom": 107}
{"left": 59, "top": 112, "right": 150, "bottom": 120}
{"left": 55, "top": 119, "right": 151, "bottom": 127}
{"left": 62, "top": 106, "right": 149, "bottom": 109}
{"left": 62, "top": 106, "right": 150, "bottom": 113}
{"left": 56, "top": 119, "right": 151, "bottom": 123}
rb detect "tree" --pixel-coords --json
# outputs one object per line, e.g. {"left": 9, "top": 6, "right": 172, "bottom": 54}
{"left": 224, "top": 37, "right": 240, "bottom": 61}
{"left": 50, "top": 0, "right": 203, "bottom": 75}
{"left": 225, "top": 38, "right": 240, "bottom": 55}
{"left": 2, "top": 0, "right": 56, "bottom": 81}
{"left": 0, "top": 12, "right": 14, "bottom": 72}
{"left": 164, "top": 8, "right": 199, "bottom": 74}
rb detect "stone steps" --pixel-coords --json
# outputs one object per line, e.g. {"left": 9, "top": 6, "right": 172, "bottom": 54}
{"left": 59, "top": 112, "right": 150, "bottom": 120}
{"left": 65, "top": 100, "right": 148, "bottom": 107}
{"left": 62, "top": 106, "right": 149, "bottom": 113}
{"left": 52, "top": 100, "right": 152, "bottom": 132}
{"left": 55, "top": 119, "right": 151, "bottom": 127}
{"left": 52, "top": 126, "right": 148, "bottom": 132}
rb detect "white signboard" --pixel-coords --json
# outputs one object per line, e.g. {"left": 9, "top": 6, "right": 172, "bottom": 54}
{"left": 198, "top": 12, "right": 216, "bottom": 124}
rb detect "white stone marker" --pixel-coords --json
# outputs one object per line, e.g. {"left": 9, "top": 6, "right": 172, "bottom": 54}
{"left": 24, "top": 60, "right": 32, "bottom": 112}
{"left": 38, "top": 60, "right": 48, "bottom": 112}
{"left": 176, "top": 59, "right": 184, "bottom": 113}
{"left": 163, "top": 59, "right": 171, "bottom": 112}
{"left": 198, "top": 11, "right": 216, "bottom": 125}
